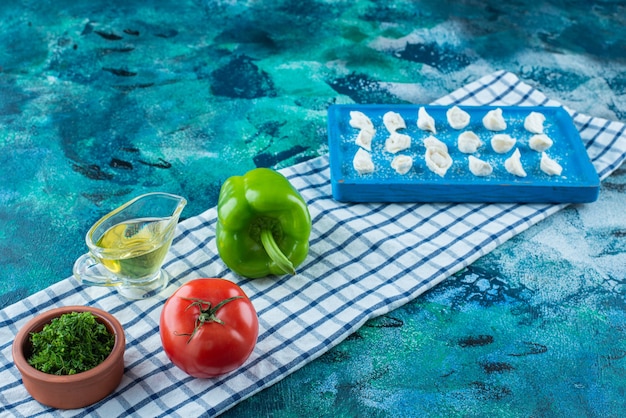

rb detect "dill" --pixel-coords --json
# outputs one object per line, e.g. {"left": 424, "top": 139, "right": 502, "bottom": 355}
{"left": 28, "top": 311, "right": 115, "bottom": 375}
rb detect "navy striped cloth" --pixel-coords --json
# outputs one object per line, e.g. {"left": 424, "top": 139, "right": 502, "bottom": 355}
{"left": 1, "top": 71, "right": 625, "bottom": 417}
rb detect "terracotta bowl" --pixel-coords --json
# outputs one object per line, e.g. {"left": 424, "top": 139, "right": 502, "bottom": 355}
{"left": 12, "top": 305, "right": 126, "bottom": 409}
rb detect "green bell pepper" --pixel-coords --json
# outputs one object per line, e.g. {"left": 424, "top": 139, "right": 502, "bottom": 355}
{"left": 215, "top": 168, "right": 312, "bottom": 278}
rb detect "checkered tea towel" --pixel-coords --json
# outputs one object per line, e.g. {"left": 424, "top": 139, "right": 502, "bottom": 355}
{"left": 1, "top": 71, "right": 625, "bottom": 417}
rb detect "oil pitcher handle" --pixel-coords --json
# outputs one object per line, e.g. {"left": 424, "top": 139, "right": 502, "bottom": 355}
{"left": 73, "top": 253, "right": 122, "bottom": 287}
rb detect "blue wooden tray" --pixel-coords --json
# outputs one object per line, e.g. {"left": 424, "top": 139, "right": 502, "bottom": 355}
{"left": 327, "top": 104, "right": 600, "bottom": 203}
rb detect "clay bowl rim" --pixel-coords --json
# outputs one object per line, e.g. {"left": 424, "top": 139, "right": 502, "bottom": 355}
{"left": 12, "top": 305, "right": 126, "bottom": 385}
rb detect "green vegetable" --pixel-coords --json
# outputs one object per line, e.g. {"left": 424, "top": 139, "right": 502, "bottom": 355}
{"left": 216, "top": 167, "right": 312, "bottom": 278}
{"left": 28, "top": 311, "right": 115, "bottom": 375}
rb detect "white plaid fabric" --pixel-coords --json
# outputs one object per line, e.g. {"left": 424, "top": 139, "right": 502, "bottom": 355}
{"left": 1, "top": 71, "right": 625, "bottom": 417}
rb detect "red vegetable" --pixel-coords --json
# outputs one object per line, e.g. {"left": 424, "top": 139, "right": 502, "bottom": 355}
{"left": 159, "top": 278, "right": 258, "bottom": 378}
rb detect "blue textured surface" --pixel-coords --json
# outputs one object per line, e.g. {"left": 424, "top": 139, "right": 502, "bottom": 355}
{"left": 1, "top": 0, "right": 625, "bottom": 416}
{"left": 328, "top": 105, "right": 600, "bottom": 203}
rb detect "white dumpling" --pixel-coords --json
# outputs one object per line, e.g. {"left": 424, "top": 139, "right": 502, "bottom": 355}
{"left": 482, "top": 108, "right": 507, "bottom": 131}
{"left": 349, "top": 111, "right": 374, "bottom": 131}
{"left": 446, "top": 106, "right": 470, "bottom": 129}
{"left": 353, "top": 148, "right": 374, "bottom": 175}
{"left": 504, "top": 148, "right": 527, "bottom": 177}
{"left": 425, "top": 147, "right": 452, "bottom": 177}
{"left": 383, "top": 111, "right": 406, "bottom": 133}
{"left": 457, "top": 131, "right": 482, "bottom": 154}
{"left": 540, "top": 152, "right": 563, "bottom": 176}
{"left": 391, "top": 155, "right": 413, "bottom": 175}
{"left": 355, "top": 128, "right": 375, "bottom": 151}
{"left": 385, "top": 132, "right": 411, "bottom": 153}
{"left": 423, "top": 135, "right": 448, "bottom": 153}
{"left": 491, "top": 134, "right": 516, "bottom": 154}
{"left": 529, "top": 134, "right": 553, "bottom": 152}
{"left": 468, "top": 155, "right": 493, "bottom": 177}
{"left": 524, "top": 111, "right": 546, "bottom": 134}
{"left": 417, "top": 107, "right": 436, "bottom": 133}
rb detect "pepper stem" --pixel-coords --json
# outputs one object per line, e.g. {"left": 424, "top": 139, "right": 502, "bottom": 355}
{"left": 260, "top": 228, "right": 296, "bottom": 275}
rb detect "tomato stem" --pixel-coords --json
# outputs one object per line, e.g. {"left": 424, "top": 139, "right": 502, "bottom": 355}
{"left": 175, "top": 296, "right": 243, "bottom": 343}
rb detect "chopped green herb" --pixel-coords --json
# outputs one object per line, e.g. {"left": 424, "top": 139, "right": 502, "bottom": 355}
{"left": 28, "top": 311, "right": 115, "bottom": 375}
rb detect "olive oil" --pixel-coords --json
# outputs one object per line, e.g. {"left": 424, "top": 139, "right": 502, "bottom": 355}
{"left": 74, "top": 192, "right": 186, "bottom": 299}
{"left": 95, "top": 217, "right": 175, "bottom": 280}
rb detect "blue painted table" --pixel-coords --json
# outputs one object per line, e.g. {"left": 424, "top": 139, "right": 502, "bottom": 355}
{"left": 1, "top": 1, "right": 625, "bottom": 416}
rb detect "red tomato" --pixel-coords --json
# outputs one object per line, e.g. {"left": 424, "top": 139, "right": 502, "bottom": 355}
{"left": 159, "top": 278, "right": 258, "bottom": 378}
